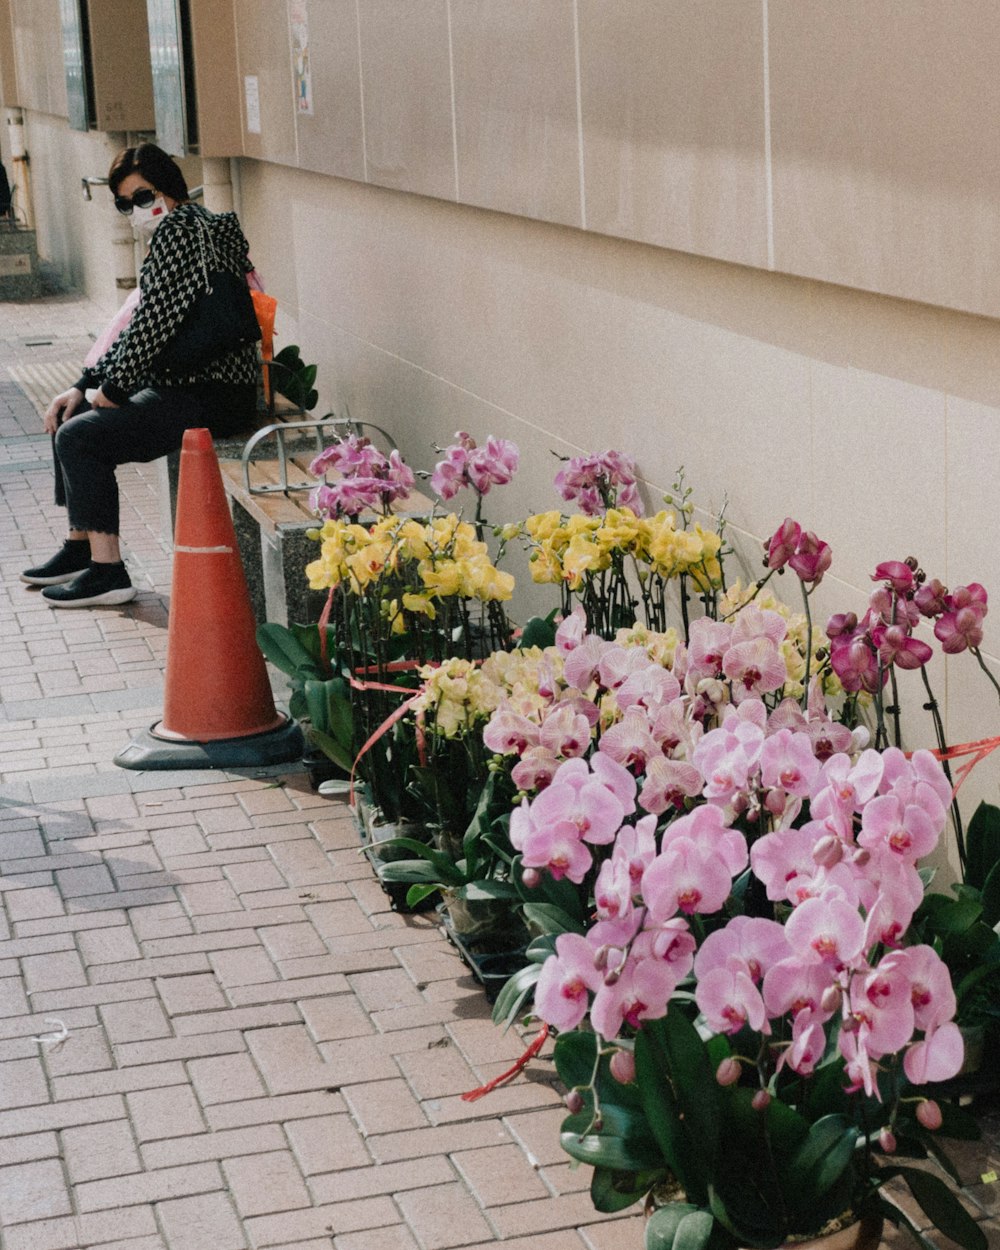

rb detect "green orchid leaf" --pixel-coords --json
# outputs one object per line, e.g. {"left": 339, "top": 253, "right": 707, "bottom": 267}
{"left": 554, "top": 1030, "right": 601, "bottom": 1091}
{"left": 561, "top": 1103, "right": 663, "bottom": 1172}
{"left": 518, "top": 611, "right": 559, "bottom": 649}
{"left": 366, "top": 837, "right": 464, "bottom": 881}
{"left": 526, "top": 933, "right": 558, "bottom": 962}
{"left": 590, "top": 1166, "right": 660, "bottom": 1214}
{"left": 464, "top": 880, "right": 521, "bottom": 901}
{"left": 966, "top": 802, "right": 1000, "bottom": 892}
{"left": 490, "top": 961, "right": 540, "bottom": 1029}
{"left": 785, "top": 1114, "right": 857, "bottom": 1207}
{"left": 645, "top": 1202, "right": 703, "bottom": 1250}
{"left": 707, "top": 1182, "right": 786, "bottom": 1249}
{"left": 889, "top": 1166, "right": 988, "bottom": 1250}
{"left": 634, "top": 1010, "right": 718, "bottom": 1206}
{"left": 256, "top": 622, "right": 323, "bottom": 679}
{"left": 673, "top": 1209, "right": 718, "bottom": 1250}
{"left": 522, "top": 902, "right": 586, "bottom": 936}
{"left": 306, "top": 727, "right": 352, "bottom": 773}
{"left": 405, "top": 883, "right": 442, "bottom": 908}
{"left": 981, "top": 859, "right": 1000, "bottom": 928}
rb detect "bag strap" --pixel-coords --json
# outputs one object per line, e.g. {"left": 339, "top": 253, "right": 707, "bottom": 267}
{"left": 193, "top": 211, "right": 222, "bottom": 293}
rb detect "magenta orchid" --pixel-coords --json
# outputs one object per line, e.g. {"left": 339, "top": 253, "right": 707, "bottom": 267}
{"left": 430, "top": 430, "right": 520, "bottom": 502}
{"left": 308, "top": 435, "right": 415, "bottom": 518}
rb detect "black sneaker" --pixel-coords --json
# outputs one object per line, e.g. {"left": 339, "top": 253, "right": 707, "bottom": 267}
{"left": 20, "top": 539, "right": 92, "bottom": 586}
{"left": 42, "top": 561, "right": 136, "bottom": 608}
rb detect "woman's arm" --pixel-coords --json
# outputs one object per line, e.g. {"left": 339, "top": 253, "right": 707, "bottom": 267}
{"left": 97, "top": 211, "right": 206, "bottom": 402}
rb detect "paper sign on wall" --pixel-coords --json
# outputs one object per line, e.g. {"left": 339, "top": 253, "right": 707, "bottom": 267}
{"left": 244, "top": 76, "right": 261, "bottom": 134}
{"left": 289, "top": 0, "right": 313, "bottom": 115}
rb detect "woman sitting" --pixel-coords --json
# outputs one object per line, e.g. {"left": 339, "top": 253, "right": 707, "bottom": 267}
{"left": 21, "top": 142, "right": 258, "bottom": 607}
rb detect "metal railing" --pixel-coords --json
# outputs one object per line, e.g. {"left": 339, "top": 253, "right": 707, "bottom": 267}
{"left": 240, "top": 417, "right": 398, "bottom": 496}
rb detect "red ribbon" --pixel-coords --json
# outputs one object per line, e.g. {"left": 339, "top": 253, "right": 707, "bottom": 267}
{"left": 924, "top": 734, "right": 1000, "bottom": 796}
{"left": 461, "top": 1024, "right": 550, "bottom": 1102}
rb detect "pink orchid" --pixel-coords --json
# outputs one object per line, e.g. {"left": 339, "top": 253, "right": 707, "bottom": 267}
{"left": 534, "top": 932, "right": 604, "bottom": 1031}
{"left": 638, "top": 755, "right": 703, "bottom": 815}
{"left": 871, "top": 624, "right": 933, "bottom": 671}
{"left": 871, "top": 561, "right": 916, "bottom": 595}
{"left": 890, "top": 944, "right": 957, "bottom": 1032}
{"left": 614, "top": 665, "right": 682, "bottom": 712}
{"left": 590, "top": 954, "right": 679, "bottom": 1040}
{"left": 510, "top": 747, "right": 560, "bottom": 793}
{"left": 760, "top": 728, "right": 821, "bottom": 798}
{"left": 694, "top": 915, "right": 789, "bottom": 985}
{"left": 562, "top": 635, "right": 609, "bottom": 690}
{"left": 761, "top": 956, "right": 835, "bottom": 1022}
{"left": 642, "top": 836, "right": 734, "bottom": 919}
{"left": 686, "top": 618, "right": 733, "bottom": 678}
{"left": 518, "top": 818, "right": 593, "bottom": 883}
{"left": 750, "top": 823, "right": 827, "bottom": 902}
{"left": 730, "top": 604, "right": 788, "bottom": 648}
{"left": 903, "top": 1022, "right": 965, "bottom": 1084}
{"left": 788, "top": 530, "right": 832, "bottom": 586}
{"left": 538, "top": 704, "right": 593, "bottom": 758}
{"left": 530, "top": 757, "right": 631, "bottom": 845}
{"left": 934, "top": 605, "right": 985, "bottom": 653}
{"left": 914, "top": 579, "right": 949, "bottom": 618}
{"left": 784, "top": 894, "right": 866, "bottom": 967}
{"left": 766, "top": 518, "right": 802, "bottom": 571}
{"left": 483, "top": 709, "right": 539, "bottom": 755}
{"left": 659, "top": 802, "right": 749, "bottom": 878}
{"left": 829, "top": 634, "right": 884, "bottom": 694}
{"left": 857, "top": 794, "right": 939, "bottom": 864}
{"left": 554, "top": 607, "right": 588, "bottom": 654}
{"left": 696, "top": 966, "right": 769, "bottom": 1035}
{"left": 599, "top": 706, "right": 661, "bottom": 773}
{"left": 722, "top": 636, "right": 788, "bottom": 702}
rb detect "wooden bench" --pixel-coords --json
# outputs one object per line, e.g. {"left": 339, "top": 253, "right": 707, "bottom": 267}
{"left": 219, "top": 418, "right": 436, "bottom": 627}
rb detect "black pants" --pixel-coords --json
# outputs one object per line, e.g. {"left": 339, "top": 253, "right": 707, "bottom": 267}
{"left": 53, "top": 383, "right": 256, "bottom": 535}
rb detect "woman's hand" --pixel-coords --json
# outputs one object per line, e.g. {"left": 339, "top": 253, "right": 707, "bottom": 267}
{"left": 43, "top": 387, "right": 85, "bottom": 435}
{"left": 90, "top": 387, "right": 120, "bottom": 410}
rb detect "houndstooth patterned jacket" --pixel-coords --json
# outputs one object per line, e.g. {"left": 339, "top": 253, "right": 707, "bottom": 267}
{"left": 76, "top": 202, "right": 259, "bottom": 405}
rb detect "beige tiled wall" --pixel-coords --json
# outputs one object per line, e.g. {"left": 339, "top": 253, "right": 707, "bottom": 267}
{"left": 219, "top": 1, "right": 1000, "bottom": 321}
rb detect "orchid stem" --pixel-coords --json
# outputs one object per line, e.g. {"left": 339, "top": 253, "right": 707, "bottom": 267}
{"left": 800, "top": 585, "right": 813, "bottom": 713}
{"left": 918, "top": 665, "right": 966, "bottom": 876}
{"left": 972, "top": 647, "right": 1000, "bottom": 704}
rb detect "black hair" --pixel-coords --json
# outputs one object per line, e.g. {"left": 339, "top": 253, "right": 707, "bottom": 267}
{"left": 108, "top": 143, "right": 189, "bottom": 202}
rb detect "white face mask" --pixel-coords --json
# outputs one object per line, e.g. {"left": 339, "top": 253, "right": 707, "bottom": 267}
{"left": 131, "top": 195, "right": 169, "bottom": 239}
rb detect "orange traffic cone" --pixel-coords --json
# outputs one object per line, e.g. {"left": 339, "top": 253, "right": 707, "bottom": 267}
{"left": 115, "top": 428, "right": 303, "bottom": 770}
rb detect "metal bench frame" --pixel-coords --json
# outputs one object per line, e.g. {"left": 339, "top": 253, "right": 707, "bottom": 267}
{"left": 240, "top": 416, "right": 399, "bottom": 496}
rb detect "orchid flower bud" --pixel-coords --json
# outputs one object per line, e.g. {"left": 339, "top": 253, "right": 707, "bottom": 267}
{"left": 916, "top": 1100, "right": 943, "bottom": 1131}
{"left": 716, "top": 1058, "right": 741, "bottom": 1086}
{"left": 565, "top": 1089, "right": 584, "bottom": 1114}
{"left": 521, "top": 867, "right": 541, "bottom": 889}
{"left": 879, "top": 1127, "right": 897, "bottom": 1154}
{"left": 610, "top": 1050, "right": 637, "bottom": 1085}
{"left": 812, "top": 835, "right": 843, "bottom": 868}
{"left": 820, "top": 984, "right": 842, "bottom": 1014}
{"left": 752, "top": 1089, "right": 771, "bottom": 1112}
{"left": 852, "top": 848, "right": 871, "bottom": 868}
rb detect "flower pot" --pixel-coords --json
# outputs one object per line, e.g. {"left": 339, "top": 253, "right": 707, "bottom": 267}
{"left": 644, "top": 1201, "right": 882, "bottom": 1250}
{"left": 439, "top": 909, "right": 528, "bottom": 1002}
{"left": 441, "top": 891, "right": 527, "bottom": 951}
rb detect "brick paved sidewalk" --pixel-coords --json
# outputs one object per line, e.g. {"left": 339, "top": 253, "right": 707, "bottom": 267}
{"left": 0, "top": 293, "right": 997, "bottom": 1250}
{"left": 0, "top": 293, "right": 645, "bottom": 1250}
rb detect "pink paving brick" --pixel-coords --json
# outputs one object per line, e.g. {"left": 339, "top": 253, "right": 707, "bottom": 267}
{"left": 155, "top": 972, "right": 228, "bottom": 1015}
{"left": 127, "top": 1083, "right": 207, "bottom": 1142}
{"left": 285, "top": 1112, "right": 371, "bottom": 1175}
{"left": 187, "top": 1052, "right": 267, "bottom": 1106}
{"left": 21, "top": 947, "right": 87, "bottom": 993}
{"left": 221, "top": 1149, "right": 311, "bottom": 1217}
{"left": 311, "top": 1155, "right": 455, "bottom": 1204}
{"left": 222, "top": 860, "right": 287, "bottom": 895}
{"left": 299, "top": 992, "right": 374, "bottom": 1042}
{"left": 155, "top": 1190, "right": 247, "bottom": 1250}
{"left": 61, "top": 1118, "right": 142, "bottom": 1183}
{"left": 0, "top": 1157, "right": 73, "bottom": 1224}
{"left": 332, "top": 1229, "right": 422, "bottom": 1250}
{"left": 257, "top": 921, "right": 327, "bottom": 961}
{"left": 100, "top": 996, "right": 171, "bottom": 1042}
{"left": 394, "top": 1181, "right": 495, "bottom": 1249}
{"left": 342, "top": 1078, "right": 430, "bottom": 1136}
{"left": 0, "top": 1055, "right": 50, "bottom": 1109}
{"left": 451, "top": 1143, "right": 551, "bottom": 1206}
{"left": 77, "top": 923, "right": 142, "bottom": 965}
{"left": 178, "top": 880, "right": 243, "bottom": 916}
{"left": 209, "top": 946, "right": 278, "bottom": 988}
{"left": 42, "top": 1025, "right": 114, "bottom": 1077}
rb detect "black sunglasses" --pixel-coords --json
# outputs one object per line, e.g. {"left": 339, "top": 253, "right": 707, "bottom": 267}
{"left": 114, "top": 187, "right": 157, "bottom": 216}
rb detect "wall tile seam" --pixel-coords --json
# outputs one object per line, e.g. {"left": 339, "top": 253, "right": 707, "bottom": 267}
{"left": 354, "top": 0, "right": 369, "bottom": 184}
{"left": 572, "top": 0, "right": 587, "bottom": 231}
{"left": 761, "top": 0, "right": 775, "bottom": 270}
{"left": 445, "top": 0, "right": 460, "bottom": 202}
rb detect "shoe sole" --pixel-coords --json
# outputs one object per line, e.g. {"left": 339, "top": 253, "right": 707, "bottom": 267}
{"left": 43, "top": 587, "right": 137, "bottom": 609}
{"left": 20, "top": 569, "right": 87, "bottom": 586}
